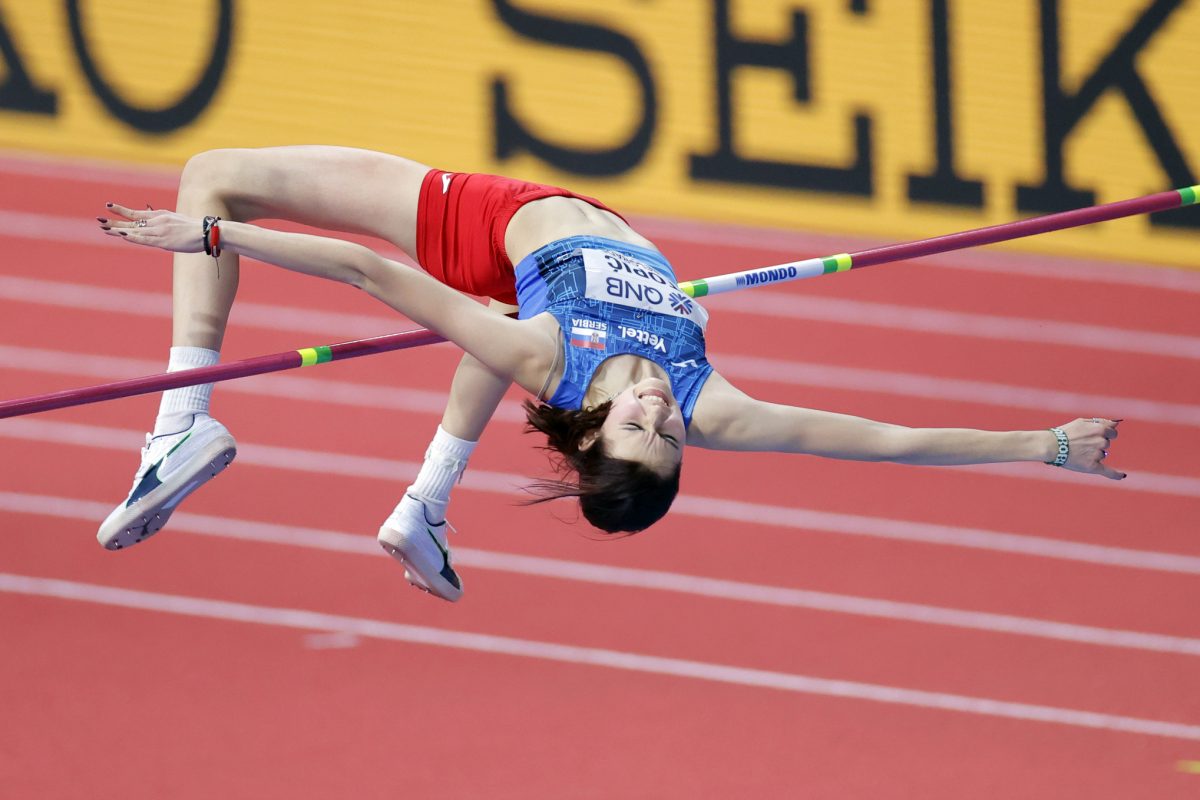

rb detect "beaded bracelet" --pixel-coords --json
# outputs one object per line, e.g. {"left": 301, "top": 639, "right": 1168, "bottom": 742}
{"left": 1046, "top": 427, "right": 1069, "bottom": 467}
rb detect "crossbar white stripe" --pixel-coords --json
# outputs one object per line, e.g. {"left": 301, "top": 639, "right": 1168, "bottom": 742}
{"left": 5, "top": 490, "right": 1196, "bottom": 656}
{"left": 3, "top": 572, "right": 1197, "bottom": 741}
{"left": 4, "top": 418, "right": 1199, "bottom": 573}
{"left": 3, "top": 343, "right": 1196, "bottom": 428}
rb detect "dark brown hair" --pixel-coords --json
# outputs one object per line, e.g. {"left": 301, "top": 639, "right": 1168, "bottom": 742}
{"left": 522, "top": 399, "right": 681, "bottom": 533}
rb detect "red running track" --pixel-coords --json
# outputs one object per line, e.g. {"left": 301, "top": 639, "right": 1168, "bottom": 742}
{"left": 1, "top": 155, "right": 1199, "bottom": 798}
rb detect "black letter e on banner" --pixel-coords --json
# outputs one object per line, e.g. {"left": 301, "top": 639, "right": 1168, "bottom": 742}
{"left": 691, "top": 0, "right": 873, "bottom": 196}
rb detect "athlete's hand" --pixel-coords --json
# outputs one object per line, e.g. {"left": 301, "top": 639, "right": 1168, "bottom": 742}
{"left": 97, "top": 203, "right": 206, "bottom": 253}
{"left": 1055, "top": 417, "right": 1125, "bottom": 480}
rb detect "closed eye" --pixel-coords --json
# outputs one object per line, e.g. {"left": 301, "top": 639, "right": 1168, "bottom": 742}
{"left": 627, "top": 422, "right": 680, "bottom": 450}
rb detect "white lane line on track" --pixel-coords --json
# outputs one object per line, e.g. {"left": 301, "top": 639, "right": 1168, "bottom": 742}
{"left": 0, "top": 275, "right": 403, "bottom": 340}
{"left": 0, "top": 344, "right": 527, "bottom": 422}
{"left": 0, "top": 211, "right": 133, "bottom": 249}
{"left": 4, "top": 418, "right": 1200, "bottom": 573}
{"left": 4, "top": 261, "right": 1200, "bottom": 360}
{"left": 701, "top": 291, "right": 1200, "bottom": 360}
{"left": 3, "top": 571, "right": 1198, "bottom": 742}
{"left": 3, "top": 344, "right": 1197, "bottom": 430}
{"left": 6, "top": 412, "right": 1198, "bottom": 502}
{"left": 6, "top": 152, "right": 1199, "bottom": 294}
{"left": 713, "top": 352, "right": 1200, "bottom": 427}
{"left": 962, "top": 461, "right": 1200, "bottom": 495}
{"left": 0, "top": 153, "right": 182, "bottom": 188}
{"left": 5, "top": 489, "right": 1198, "bottom": 657}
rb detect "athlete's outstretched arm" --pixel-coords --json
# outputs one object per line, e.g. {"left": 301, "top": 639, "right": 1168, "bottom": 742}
{"left": 688, "top": 372, "right": 1125, "bottom": 479}
{"left": 100, "top": 205, "right": 551, "bottom": 393}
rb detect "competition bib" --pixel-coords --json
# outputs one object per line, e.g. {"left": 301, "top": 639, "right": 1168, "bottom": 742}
{"left": 581, "top": 248, "right": 708, "bottom": 329}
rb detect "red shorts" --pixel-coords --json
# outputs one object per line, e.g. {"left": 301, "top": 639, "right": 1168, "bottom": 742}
{"left": 416, "top": 170, "right": 626, "bottom": 304}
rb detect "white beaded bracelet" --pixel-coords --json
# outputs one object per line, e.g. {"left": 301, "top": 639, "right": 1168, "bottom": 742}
{"left": 1046, "top": 427, "right": 1069, "bottom": 467}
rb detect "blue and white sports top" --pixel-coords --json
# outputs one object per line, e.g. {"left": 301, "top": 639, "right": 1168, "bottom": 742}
{"left": 514, "top": 236, "right": 713, "bottom": 427}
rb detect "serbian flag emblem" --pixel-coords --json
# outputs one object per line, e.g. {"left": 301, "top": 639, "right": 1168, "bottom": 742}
{"left": 570, "top": 326, "right": 607, "bottom": 350}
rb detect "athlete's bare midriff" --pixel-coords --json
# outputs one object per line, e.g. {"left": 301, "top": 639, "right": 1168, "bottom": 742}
{"left": 504, "top": 196, "right": 657, "bottom": 266}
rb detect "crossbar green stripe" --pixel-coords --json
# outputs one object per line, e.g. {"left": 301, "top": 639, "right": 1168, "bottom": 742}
{"left": 1179, "top": 186, "right": 1199, "bottom": 206}
{"left": 297, "top": 346, "right": 333, "bottom": 367}
{"left": 821, "top": 253, "right": 852, "bottom": 274}
{"left": 681, "top": 279, "right": 708, "bottom": 298}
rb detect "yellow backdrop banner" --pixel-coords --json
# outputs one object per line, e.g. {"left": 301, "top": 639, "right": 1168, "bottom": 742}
{"left": 2, "top": 0, "right": 1198, "bottom": 266}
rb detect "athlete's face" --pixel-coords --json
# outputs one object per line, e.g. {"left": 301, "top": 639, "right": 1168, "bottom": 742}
{"left": 593, "top": 378, "right": 686, "bottom": 476}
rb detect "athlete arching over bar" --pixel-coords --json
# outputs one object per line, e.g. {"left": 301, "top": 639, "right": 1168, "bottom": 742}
{"left": 95, "top": 146, "right": 1124, "bottom": 602}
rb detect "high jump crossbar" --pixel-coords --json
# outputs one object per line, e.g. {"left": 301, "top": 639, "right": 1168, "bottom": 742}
{"left": 1, "top": 185, "right": 1196, "bottom": 420}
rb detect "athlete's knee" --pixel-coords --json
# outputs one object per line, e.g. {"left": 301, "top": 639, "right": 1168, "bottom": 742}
{"left": 177, "top": 149, "right": 252, "bottom": 210}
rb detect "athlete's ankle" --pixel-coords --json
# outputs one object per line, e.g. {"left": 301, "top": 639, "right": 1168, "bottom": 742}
{"left": 154, "top": 346, "right": 219, "bottom": 436}
{"left": 399, "top": 492, "right": 448, "bottom": 525}
{"left": 153, "top": 412, "right": 208, "bottom": 438}
{"left": 406, "top": 425, "right": 477, "bottom": 508}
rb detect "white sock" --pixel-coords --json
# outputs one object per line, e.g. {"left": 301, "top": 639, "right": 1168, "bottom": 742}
{"left": 154, "top": 346, "right": 220, "bottom": 435}
{"left": 405, "top": 425, "right": 477, "bottom": 520}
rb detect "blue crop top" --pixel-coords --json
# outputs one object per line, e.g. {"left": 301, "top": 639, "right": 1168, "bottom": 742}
{"left": 514, "top": 236, "right": 714, "bottom": 427}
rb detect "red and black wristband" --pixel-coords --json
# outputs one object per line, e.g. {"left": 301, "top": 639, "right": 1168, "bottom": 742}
{"left": 202, "top": 215, "right": 222, "bottom": 258}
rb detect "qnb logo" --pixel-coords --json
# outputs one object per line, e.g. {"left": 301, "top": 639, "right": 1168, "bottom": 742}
{"left": 604, "top": 276, "right": 664, "bottom": 306}
{"left": 736, "top": 266, "right": 798, "bottom": 288}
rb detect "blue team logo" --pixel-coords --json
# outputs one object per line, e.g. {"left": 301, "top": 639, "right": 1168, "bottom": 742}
{"left": 668, "top": 291, "right": 694, "bottom": 315}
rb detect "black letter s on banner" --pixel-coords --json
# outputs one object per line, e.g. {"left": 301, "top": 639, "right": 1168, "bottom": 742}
{"left": 66, "top": 0, "right": 234, "bottom": 134}
{"left": 491, "top": 0, "right": 656, "bottom": 176}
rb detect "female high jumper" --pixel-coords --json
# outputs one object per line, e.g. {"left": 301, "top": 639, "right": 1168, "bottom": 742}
{"left": 94, "top": 146, "right": 1124, "bottom": 602}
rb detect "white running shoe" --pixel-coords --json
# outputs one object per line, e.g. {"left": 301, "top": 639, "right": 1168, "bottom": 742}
{"left": 97, "top": 415, "right": 236, "bottom": 551}
{"left": 377, "top": 494, "right": 463, "bottom": 602}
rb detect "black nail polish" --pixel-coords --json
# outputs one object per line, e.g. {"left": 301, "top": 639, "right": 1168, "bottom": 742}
{"left": 97, "top": 217, "right": 107, "bottom": 223}
{"left": 105, "top": 202, "right": 113, "bottom": 208}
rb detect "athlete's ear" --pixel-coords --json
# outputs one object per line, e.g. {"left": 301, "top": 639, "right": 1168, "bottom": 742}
{"left": 578, "top": 428, "right": 603, "bottom": 451}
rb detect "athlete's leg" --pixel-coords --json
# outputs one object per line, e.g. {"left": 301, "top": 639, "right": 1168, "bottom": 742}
{"left": 171, "top": 145, "right": 430, "bottom": 348}
{"left": 378, "top": 300, "right": 518, "bottom": 602}
{"left": 102, "top": 147, "right": 435, "bottom": 550}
